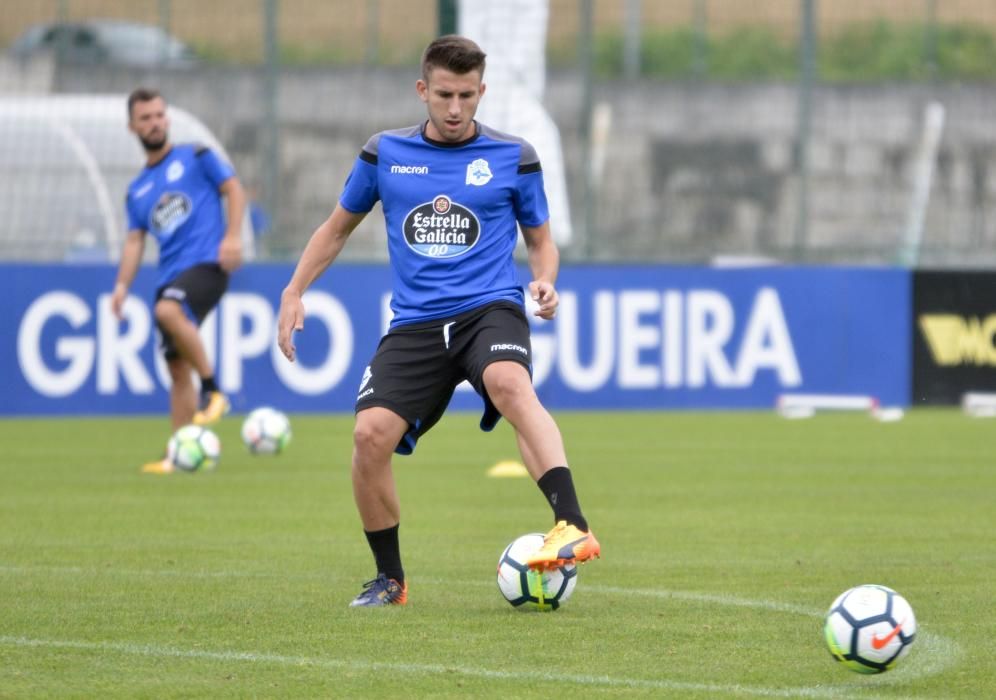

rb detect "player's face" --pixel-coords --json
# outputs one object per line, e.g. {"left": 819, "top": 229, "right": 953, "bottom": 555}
{"left": 417, "top": 68, "right": 485, "bottom": 143}
{"left": 129, "top": 97, "right": 170, "bottom": 152}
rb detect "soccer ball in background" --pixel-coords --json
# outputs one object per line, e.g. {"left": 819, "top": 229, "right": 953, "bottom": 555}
{"left": 824, "top": 584, "right": 917, "bottom": 673}
{"left": 240, "top": 407, "right": 292, "bottom": 455}
{"left": 497, "top": 533, "right": 577, "bottom": 611}
{"left": 167, "top": 424, "right": 221, "bottom": 472}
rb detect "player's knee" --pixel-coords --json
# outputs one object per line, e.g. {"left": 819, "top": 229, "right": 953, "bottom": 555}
{"left": 485, "top": 370, "right": 531, "bottom": 412}
{"left": 153, "top": 299, "right": 183, "bottom": 327}
{"left": 353, "top": 420, "right": 394, "bottom": 459}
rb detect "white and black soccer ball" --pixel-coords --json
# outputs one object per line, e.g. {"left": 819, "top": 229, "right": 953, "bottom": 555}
{"left": 497, "top": 533, "right": 577, "bottom": 611}
{"left": 240, "top": 407, "right": 292, "bottom": 455}
{"left": 167, "top": 424, "right": 220, "bottom": 472}
{"left": 824, "top": 584, "right": 917, "bottom": 673}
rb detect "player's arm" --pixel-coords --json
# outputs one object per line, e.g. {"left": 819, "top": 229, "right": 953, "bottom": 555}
{"left": 111, "top": 229, "right": 146, "bottom": 320}
{"left": 218, "top": 176, "right": 247, "bottom": 272}
{"left": 521, "top": 220, "right": 560, "bottom": 320}
{"left": 277, "top": 204, "right": 367, "bottom": 361}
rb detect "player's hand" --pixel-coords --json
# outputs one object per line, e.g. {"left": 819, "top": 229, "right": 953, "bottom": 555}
{"left": 110, "top": 283, "right": 128, "bottom": 320}
{"left": 529, "top": 280, "right": 559, "bottom": 320}
{"left": 218, "top": 236, "right": 243, "bottom": 272}
{"left": 277, "top": 289, "right": 305, "bottom": 362}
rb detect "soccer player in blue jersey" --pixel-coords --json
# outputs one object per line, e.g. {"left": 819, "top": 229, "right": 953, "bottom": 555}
{"left": 111, "top": 88, "right": 245, "bottom": 474}
{"left": 277, "top": 35, "right": 600, "bottom": 607}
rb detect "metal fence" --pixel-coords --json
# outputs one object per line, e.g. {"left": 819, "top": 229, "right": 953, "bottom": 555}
{"left": 7, "top": 1, "right": 996, "bottom": 71}
{"left": 3, "top": 0, "right": 996, "bottom": 266}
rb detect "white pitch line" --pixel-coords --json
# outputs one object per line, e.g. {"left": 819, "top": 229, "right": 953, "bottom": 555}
{"left": 0, "top": 565, "right": 963, "bottom": 697}
{"left": 0, "top": 635, "right": 858, "bottom": 699}
{"left": 585, "top": 585, "right": 964, "bottom": 693}
{"left": 589, "top": 584, "right": 819, "bottom": 616}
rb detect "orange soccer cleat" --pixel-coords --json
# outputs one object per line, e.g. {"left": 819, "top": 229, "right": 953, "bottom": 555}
{"left": 140, "top": 456, "right": 175, "bottom": 475}
{"left": 192, "top": 391, "right": 229, "bottom": 426}
{"left": 525, "top": 520, "right": 601, "bottom": 571}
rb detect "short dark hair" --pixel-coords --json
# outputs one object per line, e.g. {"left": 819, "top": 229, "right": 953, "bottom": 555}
{"left": 127, "top": 88, "right": 163, "bottom": 118}
{"left": 421, "top": 35, "right": 486, "bottom": 81}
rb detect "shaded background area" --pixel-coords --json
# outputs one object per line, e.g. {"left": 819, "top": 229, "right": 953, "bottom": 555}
{"left": 3, "top": 0, "right": 996, "bottom": 266}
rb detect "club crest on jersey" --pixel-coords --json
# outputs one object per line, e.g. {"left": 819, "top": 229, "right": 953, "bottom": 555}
{"left": 150, "top": 192, "right": 193, "bottom": 235}
{"left": 403, "top": 195, "right": 480, "bottom": 258}
{"left": 166, "top": 160, "right": 185, "bottom": 182}
{"left": 465, "top": 158, "right": 493, "bottom": 186}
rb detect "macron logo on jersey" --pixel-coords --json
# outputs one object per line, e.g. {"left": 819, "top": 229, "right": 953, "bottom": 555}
{"left": 390, "top": 164, "right": 429, "bottom": 175}
{"left": 491, "top": 343, "right": 528, "bottom": 356}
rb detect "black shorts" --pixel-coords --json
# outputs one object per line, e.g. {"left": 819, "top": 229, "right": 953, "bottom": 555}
{"left": 154, "top": 263, "right": 228, "bottom": 360}
{"left": 355, "top": 300, "right": 532, "bottom": 455}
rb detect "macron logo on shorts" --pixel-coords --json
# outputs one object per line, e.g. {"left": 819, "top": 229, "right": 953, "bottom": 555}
{"left": 491, "top": 343, "right": 528, "bottom": 356}
{"left": 162, "top": 287, "right": 186, "bottom": 301}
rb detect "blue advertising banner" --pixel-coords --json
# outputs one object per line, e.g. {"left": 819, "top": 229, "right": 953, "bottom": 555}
{"left": 1, "top": 264, "right": 910, "bottom": 415}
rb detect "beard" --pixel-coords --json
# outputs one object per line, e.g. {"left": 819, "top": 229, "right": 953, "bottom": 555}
{"left": 139, "top": 131, "right": 168, "bottom": 152}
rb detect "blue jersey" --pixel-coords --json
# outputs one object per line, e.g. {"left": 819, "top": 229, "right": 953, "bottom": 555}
{"left": 339, "top": 122, "right": 550, "bottom": 328}
{"left": 125, "top": 144, "right": 235, "bottom": 287}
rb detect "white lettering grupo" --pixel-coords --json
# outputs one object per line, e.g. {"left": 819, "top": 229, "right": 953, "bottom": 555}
{"left": 17, "top": 290, "right": 355, "bottom": 399}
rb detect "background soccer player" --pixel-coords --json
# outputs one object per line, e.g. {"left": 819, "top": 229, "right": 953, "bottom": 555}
{"left": 111, "top": 88, "right": 245, "bottom": 474}
{"left": 277, "top": 35, "right": 600, "bottom": 607}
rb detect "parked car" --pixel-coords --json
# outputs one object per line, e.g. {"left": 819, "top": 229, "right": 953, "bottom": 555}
{"left": 8, "top": 19, "right": 198, "bottom": 69}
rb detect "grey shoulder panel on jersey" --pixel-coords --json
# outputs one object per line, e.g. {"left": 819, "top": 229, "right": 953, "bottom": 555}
{"left": 476, "top": 123, "right": 542, "bottom": 174}
{"left": 359, "top": 124, "right": 422, "bottom": 164}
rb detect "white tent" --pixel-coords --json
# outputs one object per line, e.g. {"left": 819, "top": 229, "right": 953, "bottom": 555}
{"left": 0, "top": 94, "right": 254, "bottom": 263}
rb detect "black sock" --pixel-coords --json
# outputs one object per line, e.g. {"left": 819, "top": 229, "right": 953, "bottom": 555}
{"left": 537, "top": 466, "right": 588, "bottom": 531}
{"left": 364, "top": 524, "right": 404, "bottom": 584}
{"left": 200, "top": 376, "right": 218, "bottom": 394}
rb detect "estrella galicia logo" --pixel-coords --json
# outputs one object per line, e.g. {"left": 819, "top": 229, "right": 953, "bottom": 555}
{"left": 150, "top": 192, "right": 193, "bottom": 236}
{"left": 403, "top": 195, "right": 480, "bottom": 258}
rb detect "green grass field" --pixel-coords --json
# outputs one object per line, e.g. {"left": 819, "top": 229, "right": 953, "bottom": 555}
{"left": 1, "top": 410, "right": 993, "bottom": 698}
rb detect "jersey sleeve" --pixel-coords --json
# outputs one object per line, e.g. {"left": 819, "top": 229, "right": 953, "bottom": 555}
{"left": 195, "top": 146, "right": 236, "bottom": 187}
{"left": 125, "top": 193, "right": 144, "bottom": 232}
{"left": 339, "top": 145, "right": 380, "bottom": 214}
{"left": 512, "top": 140, "right": 549, "bottom": 228}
